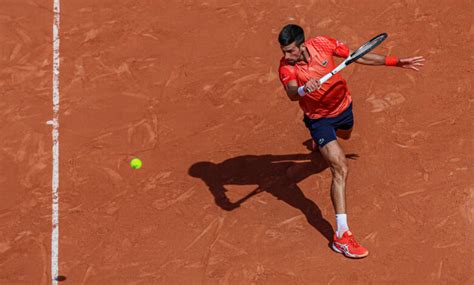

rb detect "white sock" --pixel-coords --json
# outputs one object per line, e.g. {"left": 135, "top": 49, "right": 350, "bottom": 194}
{"left": 336, "top": 214, "right": 349, "bottom": 238}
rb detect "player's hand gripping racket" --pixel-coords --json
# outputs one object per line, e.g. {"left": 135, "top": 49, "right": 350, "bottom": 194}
{"left": 318, "top": 33, "right": 388, "bottom": 85}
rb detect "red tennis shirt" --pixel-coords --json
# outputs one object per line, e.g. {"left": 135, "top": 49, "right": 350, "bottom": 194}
{"left": 279, "top": 36, "right": 352, "bottom": 119}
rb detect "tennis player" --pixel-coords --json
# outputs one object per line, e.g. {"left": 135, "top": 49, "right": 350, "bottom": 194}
{"left": 278, "top": 24, "right": 424, "bottom": 258}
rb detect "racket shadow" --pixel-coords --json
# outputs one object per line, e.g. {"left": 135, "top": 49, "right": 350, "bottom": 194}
{"left": 189, "top": 152, "right": 337, "bottom": 242}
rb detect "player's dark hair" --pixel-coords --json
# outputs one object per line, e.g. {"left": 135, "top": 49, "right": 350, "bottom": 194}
{"left": 278, "top": 24, "right": 305, "bottom": 46}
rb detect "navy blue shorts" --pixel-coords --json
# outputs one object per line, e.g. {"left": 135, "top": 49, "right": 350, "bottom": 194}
{"left": 303, "top": 103, "right": 354, "bottom": 148}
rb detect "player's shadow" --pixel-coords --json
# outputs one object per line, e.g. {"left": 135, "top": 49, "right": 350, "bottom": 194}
{"left": 189, "top": 147, "right": 358, "bottom": 243}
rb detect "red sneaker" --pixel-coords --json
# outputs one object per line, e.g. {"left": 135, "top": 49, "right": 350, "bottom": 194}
{"left": 332, "top": 230, "right": 369, "bottom": 258}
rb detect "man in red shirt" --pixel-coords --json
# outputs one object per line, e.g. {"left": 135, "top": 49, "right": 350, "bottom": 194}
{"left": 278, "top": 24, "right": 424, "bottom": 258}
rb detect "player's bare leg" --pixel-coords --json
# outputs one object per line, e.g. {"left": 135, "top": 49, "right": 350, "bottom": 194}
{"left": 319, "top": 140, "right": 348, "bottom": 215}
{"left": 319, "top": 139, "right": 368, "bottom": 258}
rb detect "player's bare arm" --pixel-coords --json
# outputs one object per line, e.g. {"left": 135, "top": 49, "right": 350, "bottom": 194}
{"left": 355, "top": 52, "right": 426, "bottom": 71}
{"left": 283, "top": 79, "right": 300, "bottom": 101}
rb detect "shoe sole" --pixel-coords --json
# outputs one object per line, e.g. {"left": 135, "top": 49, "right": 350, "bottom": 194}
{"left": 331, "top": 242, "right": 369, "bottom": 259}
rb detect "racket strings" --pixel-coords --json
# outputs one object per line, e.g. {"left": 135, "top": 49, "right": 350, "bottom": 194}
{"left": 350, "top": 33, "right": 387, "bottom": 60}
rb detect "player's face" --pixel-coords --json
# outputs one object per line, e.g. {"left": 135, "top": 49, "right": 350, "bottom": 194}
{"left": 281, "top": 42, "right": 304, "bottom": 65}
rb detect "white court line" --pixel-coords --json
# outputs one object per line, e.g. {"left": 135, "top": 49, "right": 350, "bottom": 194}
{"left": 49, "top": 0, "right": 61, "bottom": 283}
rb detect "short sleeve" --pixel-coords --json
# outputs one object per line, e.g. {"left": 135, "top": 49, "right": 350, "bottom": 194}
{"left": 322, "top": 36, "right": 350, "bottom": 58}
{"left": 278, "top": 64, "right": 296, "bottom": 86}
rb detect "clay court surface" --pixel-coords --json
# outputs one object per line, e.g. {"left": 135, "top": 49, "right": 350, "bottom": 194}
{"left": 1, "top": 0, "right": 473, "bottom": 284}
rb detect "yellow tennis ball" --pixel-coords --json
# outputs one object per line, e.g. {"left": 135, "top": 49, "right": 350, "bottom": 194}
{"left": 130, "top": 158, "right": 142, "bottom": 169}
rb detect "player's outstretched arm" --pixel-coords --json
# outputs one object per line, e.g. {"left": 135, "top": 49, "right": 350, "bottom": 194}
{"left": 353, "top": 52, "right": 385, "bottom": 65}
{"left": 354, "top": 51, "right": 425, "bottom": 71}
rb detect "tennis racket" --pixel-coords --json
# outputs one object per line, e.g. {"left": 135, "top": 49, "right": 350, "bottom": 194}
{"left": 319, "top": 33, "right": 388, "bottom": 85}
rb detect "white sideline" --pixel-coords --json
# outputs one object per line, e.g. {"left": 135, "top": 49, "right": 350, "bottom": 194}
{"left": 50, "top": 0, "right": 61, "bottom": 283}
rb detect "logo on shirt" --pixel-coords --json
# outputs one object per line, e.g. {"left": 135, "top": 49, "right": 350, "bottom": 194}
{"left": 321, "top": 59, "right": 328, "bottom": 67}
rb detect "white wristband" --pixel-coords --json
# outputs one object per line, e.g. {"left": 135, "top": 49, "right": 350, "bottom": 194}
{"left": 297, "top": 86, "right": 306, "bottom": 97}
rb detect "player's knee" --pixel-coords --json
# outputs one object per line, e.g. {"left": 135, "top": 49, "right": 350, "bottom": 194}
{"left": 330, "top": 159, "right": 348, "bottom": 180}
